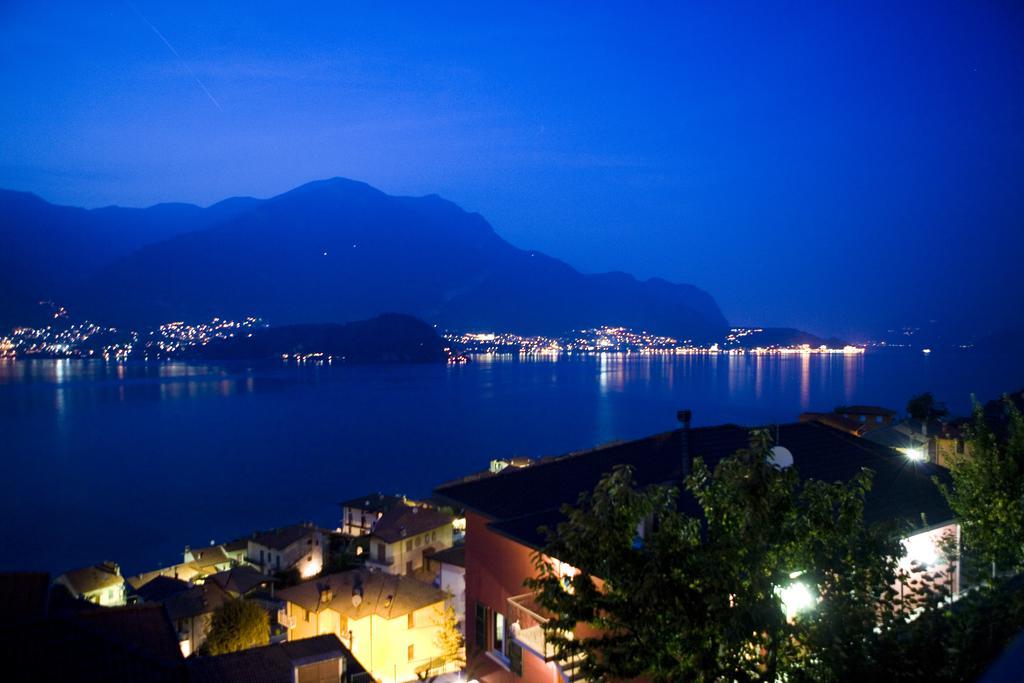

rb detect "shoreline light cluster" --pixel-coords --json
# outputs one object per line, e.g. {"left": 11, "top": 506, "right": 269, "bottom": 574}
{"left": 0, "top": 310, "right": 265, "bottom": 360}
{"left": 446, "top": 326, "right": 865, "bottom": 357}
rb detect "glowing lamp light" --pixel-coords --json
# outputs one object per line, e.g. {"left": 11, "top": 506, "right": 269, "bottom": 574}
{"left": 901, "top": 448, "right": 927, "bottom": 462}
{"left": 779, "top": 580, "right": 816, "bottom": 620}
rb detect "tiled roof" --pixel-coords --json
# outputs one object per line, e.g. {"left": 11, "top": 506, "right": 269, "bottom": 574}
{"left": 59, "top": 562, "right": 123, "bottom": 595}
{"left": 835, "top": 405, "right": 897, "bottom": 416}
{"left": 277, "top": 568, "right": 445, "bottom": 620}
{"left": 426, "top": 545, "right": 466, "bottom": 568}
{"left": 187, "top": 635, "right": 361, "bottom": 683}
{"left": 436, "top": 422, "right": 953, "bottom": 550}
{"left": 132, "top": 576, "right": 192, "bottom": 603}
{"left": 249, "top": 524, "right": 319, "bottom": 551}
{"left": 0, "top": 572, "right": 50, "bottom": 620}
{"left": 340, "top": 492, "right": 406, "bottom": 513}
{"left": 163, "top": 582, "right": 231, "bottom": 621}
{"left": 189, "top": 546, "right": 231, "bottom": 569}
{"left": 370, "top": 506, "right": 454, "bottom": 544}
{"left": 206, "top": 566, "right": 270, "bottom": 596}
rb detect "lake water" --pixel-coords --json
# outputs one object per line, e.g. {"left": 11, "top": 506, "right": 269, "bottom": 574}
{"left": 2, "top": 350, "right": 1023, "bottom": 577}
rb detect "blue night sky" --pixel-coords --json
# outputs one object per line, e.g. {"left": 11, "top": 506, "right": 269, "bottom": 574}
{"left": 1, "top": 1, "right": 1021, "bottom": 337}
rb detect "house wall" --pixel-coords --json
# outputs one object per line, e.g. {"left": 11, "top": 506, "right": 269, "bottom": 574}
{"left": 372, "top": 524, "right": 454, "bottom": 575}
{"left": 249, "top": 531, "right": 325, "bottom": 578}
{"left": 286, "top": 600, "right": 446, "bottom": 683}
{"left": 464, "top": 512, "right": 539, "bottom": 677}
{"left": 342, "top": 506, "right": 384, "bottom": 537}
{"left": 350, "top": 606, "right": 446, "bottom": 683}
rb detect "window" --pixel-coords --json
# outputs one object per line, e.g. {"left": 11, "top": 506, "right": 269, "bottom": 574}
{"left": 493, "top": 612, "right": 506, "bottom": 654}
{"left": 408, "top": 612, "right": 415, "bottom": 629}
{"left": 408, "top": 644, "right": 415, "bottom": 661}
{"left": 415, "top": 536, "right": 422, "bottom": 548}
{"left": 431, "top": 531, "right": 436, "bottom": 541}
{"left": 377, "top": 543, "right": 386, "bottom": 563}
{"left": 259, "top": 549, "right": 265, "bottom": 564}
{"left": 406, "top": 540, "right": 413, "bottom": 552}
{"left": 474, "top": 603, "right": 488, "bottom": 650}
{"left": 304, "top": 608, "right": 311, "bottom": 623}
{"left": 276, "top": 555, "right": 281, "bottom": 570}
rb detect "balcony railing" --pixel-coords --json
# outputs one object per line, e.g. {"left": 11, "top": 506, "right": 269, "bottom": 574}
{"left": 508, "top": 592, "right": 587, "bottom": 682}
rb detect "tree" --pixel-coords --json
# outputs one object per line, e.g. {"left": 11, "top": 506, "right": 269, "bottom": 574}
{"left": 936, "top": 396, "right": 1024, "bottom": 578}
{"left": 434, "top": 602, "right": 465, "bottom": 668}
{"left": 907, "top": 392, "right": 947, "bottom": 421}
{"left": 201, "top": 598, "right": 270, "bottom": 656}
{"left": 527, "top": 430, "right": 923, "bottom": 683}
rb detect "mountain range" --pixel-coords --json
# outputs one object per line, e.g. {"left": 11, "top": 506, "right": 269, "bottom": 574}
{"left": 0, "top": 178, "right": 728, "bottom": 340}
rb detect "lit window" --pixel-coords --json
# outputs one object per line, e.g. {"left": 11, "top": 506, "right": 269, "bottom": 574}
{"left": 408, "top": 644, "right": 414, "bottom": 661}
{"left": 493, "top": 612, "right": 506, "bottom": 654}
{"left": 408, "top": 612, "right": 415, "bottom": 629}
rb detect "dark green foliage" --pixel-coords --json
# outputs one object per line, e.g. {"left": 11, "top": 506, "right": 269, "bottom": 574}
{"left": 527, "top": 430, "right": 924, "bottom": 683}
{"left": 201, "top": 598, "right": 270, "bottom": 656}
{"left": 936, "top": 396, "right": 1024, "bottom": 576}
{"left": 907, "top": 392, "right": 948, "bottom": 421}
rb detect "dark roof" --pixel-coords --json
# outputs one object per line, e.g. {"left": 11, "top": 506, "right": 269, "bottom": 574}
{"left": 249, "top": 524, "right": 319, "bottom": 551}
{"left": 835, "top": 405, "right": 898, "bottom": 416}
{"left": 187, "top": 635, "right": 361, "bottom": 683}
{"left": 799, "top": 412, "right": 866, "bottom": 435}
{"left": 163, "top": 583, "right": 231, "bottom": 621}
{"left": 189, "top": 546, "right": 231, "bottom": 569}
{"left": 436, "top": 421, "right": 953, "bottom": 551}
{"left": 0, "top": 603, "right": 185, "bottom": 683}
{"left": 58, "top": 562, "right": 123, "bottom": 595}
{"left": 340, "top": 492, "right": 406, "bottom": 512}
{"left": 133, "top": 575, "right": 192, "bottom": 603}
{"left": 426, "top": 545, "right": 466, "bottom": 568}
{"left": 0, "top": 572, "right": 50, "bottom": 620}
{"left": 370, "top": 506, "right": 453, "bottom": 544}
{"left": 206, "top": 566, "right": 270, "bottom": 596}
{"left": 277, "top": 569, "right": 446, "bottom": 620}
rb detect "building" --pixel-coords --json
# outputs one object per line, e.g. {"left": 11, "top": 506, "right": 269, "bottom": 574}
{"left": 833, "top": 405, "right": 897, "bottom": 429}
{"left": 187, "top": 634, "right": 366, "bottom": 683}
{"left": 55, "top": 561, "right": 127, "bottom": 607}
{"left": 277, "top": 568, "right": 451, "bottom": 683}
{"left": 164, "top": 581, "right": 233, "bottom": 657}
{"left": 340, "top": 493, "right": 407, "bottom": 537}
{"left": 800, "top": 405, "right": 897, "bottom": 435}
{"left": 366, "top": 506, "right": 455, "bottom": 576}
{"left": 435, "top": 418, "right": 956, "bottom": 683}
{"left": 0, "top": 598, "right": 187, "bottom": 683}
{"left": 245, "top": 523, "right": 325, "bottom": 578}
{"left": 425, "top": 546, "right": 466, "bottom": 633}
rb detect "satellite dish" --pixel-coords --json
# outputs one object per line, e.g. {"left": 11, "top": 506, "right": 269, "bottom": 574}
{"left": 769, "top": 446, "right": 794, "bottom": 469}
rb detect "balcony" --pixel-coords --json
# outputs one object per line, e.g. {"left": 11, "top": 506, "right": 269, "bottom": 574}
{"left": 507, "top": 592, "right": 557, "bottom": 659}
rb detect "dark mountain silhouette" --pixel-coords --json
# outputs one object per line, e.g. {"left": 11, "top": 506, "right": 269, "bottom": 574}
{"left": 196, "top": 314, "right": 447, "bottom": 363}
{"left": 2, "top": 178, "right": 728, "bottom": 340}
{"left": 0, "top": 189, "right": 259, "bottom": 326}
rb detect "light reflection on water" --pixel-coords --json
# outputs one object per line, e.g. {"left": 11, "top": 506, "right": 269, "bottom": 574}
{"left": 0, "top": 351, "right": 1021, "bottom": 576}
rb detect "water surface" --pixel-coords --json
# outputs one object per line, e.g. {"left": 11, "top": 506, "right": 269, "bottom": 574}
{"left": 2, "top": 350, "right": 1021, "bottom": 575}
